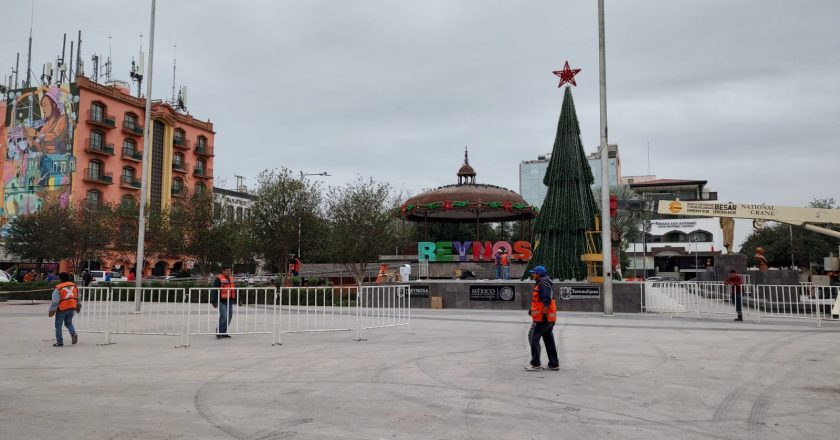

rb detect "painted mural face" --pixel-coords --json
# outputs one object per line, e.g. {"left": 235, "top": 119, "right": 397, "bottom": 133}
{"left": 0, "top": 84, "right": 78, "bottom": 218}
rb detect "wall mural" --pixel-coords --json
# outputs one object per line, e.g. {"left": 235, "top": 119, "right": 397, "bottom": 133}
{"left": 0, "top": 84, "right": 79, "bottom": 220}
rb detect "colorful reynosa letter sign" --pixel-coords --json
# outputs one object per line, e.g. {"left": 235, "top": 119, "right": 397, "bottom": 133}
{"left": 418, "top": 241, "right": 532, "bottom": 262}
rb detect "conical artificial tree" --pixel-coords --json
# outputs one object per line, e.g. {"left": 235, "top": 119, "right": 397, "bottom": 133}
{"left": 525, "top": 86, "right": 599, "bottom": 280}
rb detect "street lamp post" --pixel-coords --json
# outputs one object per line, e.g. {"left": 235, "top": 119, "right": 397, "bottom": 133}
{"left": 297, "top": 171, "right": 329, "bottom": 258}
{"left": 693, "top": 236, "right": 699, "bottom": 280}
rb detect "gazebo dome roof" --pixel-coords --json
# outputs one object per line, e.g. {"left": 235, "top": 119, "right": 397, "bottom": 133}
{"left": 400, "top": 147, "right": 536, "bottom": 223}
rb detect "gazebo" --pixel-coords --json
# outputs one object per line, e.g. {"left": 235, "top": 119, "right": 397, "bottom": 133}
{"left": 400, "top": 148, "right": 537, "bottom": 240}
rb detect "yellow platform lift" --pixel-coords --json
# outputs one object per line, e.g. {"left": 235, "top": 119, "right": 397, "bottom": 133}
{"left": 581, "top": 215, "right": 604, "bottom": 283}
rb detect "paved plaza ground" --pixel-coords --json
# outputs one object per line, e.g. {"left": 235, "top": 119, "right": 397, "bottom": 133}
{"left": 1, "top": 300, "right": 838, "bottom": 440}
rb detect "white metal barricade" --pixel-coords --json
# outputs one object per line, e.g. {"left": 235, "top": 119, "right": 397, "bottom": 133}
{"left": 643, "top": 281, "right": 745, "bottom": 319}
{"left": 644, "top": 281, "right": 838, "bottom": 327}
{"left": 75, "top": 287, "right": 111, "bottom": 334}
{"left": 108, "top": 287, "right": 188, "bottom": 343}
{"left": 185, "top": 287, "right": 278, "bottom": 346}
{"left": 355, "top": 284, "right": 411, "bottom": 341}
{"left": 275, "top": 286, "right": 358, "bottom": 344}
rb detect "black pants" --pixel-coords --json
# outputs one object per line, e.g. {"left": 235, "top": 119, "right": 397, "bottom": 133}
{"left": 529, "top": 321, "right": 559, "bottom": 367}
{"left": 731, "top": 292, "right": 743, "bottom": 315}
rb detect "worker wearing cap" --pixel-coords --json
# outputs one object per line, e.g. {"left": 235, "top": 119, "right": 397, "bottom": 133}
{"left": 525, "top": 265, "right": 559, "bottom": 371}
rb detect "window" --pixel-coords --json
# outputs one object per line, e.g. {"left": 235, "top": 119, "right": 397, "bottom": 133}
{"left": 689, "top": 231, "right": 713, "bottom": 242}
{"left": 195, "top": 182, "right": 206, "bottom": 195}
{"left": 86, "top": 189, "right": 101, "bottom": 208}
{"left": 125, "top": 113, "right": 137, "bottom": 125}
{"left": 663, "top": 231, "right": 688, "bottom": 243}
{"left": 89, "top": 160, "right": 102, "bottom": 178}
{"left": 121, "top": 195, "right": 136, "bottom": 208}
{"left": 173, "top": 153, "right": 183, "bottom": 167}
{"left": 91, "top": 131, "right": 104, "bottom": 149}
{"left": 172, "top": 177, "right": 183, "bottom": 194}
{"left": 174, "top": 128, "right": 185, "bottom": 143}
{"left": 196, "top": 159, "right": 205, "bottom": 173}
{"left": 197, "top": 136, "right": 207, "bottom": 149}
{"left": 124, "top": 138, "right": 136, "bottom": 153}
{"left": 91, "top": 102, "right": 105, "bottom": 122}
{"left": 236, "top": 207, "right": 243, "bottom": 221}
{"left": 226, "top": 205, "right": 234, "bottom": 221}
{"left": 122, "top": 167, "right": 135, "bottom": 182}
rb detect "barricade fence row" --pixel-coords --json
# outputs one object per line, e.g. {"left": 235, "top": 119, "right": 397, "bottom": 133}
{"left": 73, "top": 285, "right": 413, "bottom": 346}
{"left": 643, "top": 281, "right": 840, "bottom": 327}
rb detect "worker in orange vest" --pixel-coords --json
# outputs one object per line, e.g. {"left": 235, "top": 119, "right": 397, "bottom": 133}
{"left": 500, "top": 249, "right": 511, "bottom": 280}
{"left": 48, "top": 272, "right": 80, "bottom": 347}
{"left": 525, "top": 265, "right": 559, "bottom": 371}
{"left": 211, "top": 266, "right": 239, "bottom": 338}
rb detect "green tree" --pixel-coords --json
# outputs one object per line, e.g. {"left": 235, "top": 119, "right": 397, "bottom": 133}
{"left": 248, "top": 168, "right": 323, "bottom": 273}
{"left": 324, "top": 177, "right": 399, "bottom": 284}
{"left": 525, "top": 87, "right": 599, "bottom": 280}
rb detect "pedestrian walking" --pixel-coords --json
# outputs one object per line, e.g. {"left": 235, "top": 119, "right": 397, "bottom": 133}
{"left": 48, "top": 272, "right": 80, "bottom": 347}
{"left": 211, "top": 266, "right": 239, "bottom": 338}
{"left": 724, "top": 269, "right": 744, "bottom": 321}
{"left": 525, "top": 265, "right": 559, "bottom": 371}
{"left": 82, "top": 270, "right": 92, "bottom": 287}
{"left": 494, "top": 249, "right": 503, "bottom": 279}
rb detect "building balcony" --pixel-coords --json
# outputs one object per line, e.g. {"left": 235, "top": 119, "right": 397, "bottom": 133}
{"left": 193, "top": 167, "right": 213, "bottom": 179}
{"left": 195, "top": 144, "right": 214, "bottom": 157}
{"left": 83, "top": 169, "right": 113, "bottom": 185}
{"left": 172, "top": 162, "right": 190, "bottom": 174}
{"left": 87, "top": 110, "right": 116, "bottom": 129}
{"left": 173, "top": 137, "right": 191, "bottom": 150}
{"left": 122, "top": 120, "right": 144, "bottom": 136}
{"left": 120, "top": 175, "right": 141, "bottom": 189}
{"left": 84, "top": 139, "right": 115, "bottom": 156}
{"left": 121, "top": 147, "right": 143, "bottom": 162}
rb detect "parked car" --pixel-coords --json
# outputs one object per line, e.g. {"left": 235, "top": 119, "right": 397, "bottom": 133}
{"left": 0, "top": 269, "right": 14, "bottom": 283}
{"left": 90, "top": 270, "right": 128, "bottom": 284}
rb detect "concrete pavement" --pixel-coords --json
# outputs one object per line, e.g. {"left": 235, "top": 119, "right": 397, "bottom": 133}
{"left": 1, "top": 301, "right": 838, "bottom": 440}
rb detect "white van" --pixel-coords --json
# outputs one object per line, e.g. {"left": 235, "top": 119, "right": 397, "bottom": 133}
{"left": 89, "top": 270, "right": 128, "bottom": 284}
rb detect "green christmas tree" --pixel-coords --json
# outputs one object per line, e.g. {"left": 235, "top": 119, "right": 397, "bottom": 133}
{"left": 525, "top": 86, "right": 599, "bottom": 281}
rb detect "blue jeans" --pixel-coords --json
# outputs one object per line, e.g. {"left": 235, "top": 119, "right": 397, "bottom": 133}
{"left": 495, "top": 265, "right": 502, "bottom": 279}
{"left": 529, "top": 321, "right": 558, "bottom": 368}
{"left": 54, "top": 310, "right": 76, "bottom": 344}
{"left": 218, "top": 300, "right": 235, "bottom": 334}
{"left": 502, "top": 266, "right": 510, "bottom": 280}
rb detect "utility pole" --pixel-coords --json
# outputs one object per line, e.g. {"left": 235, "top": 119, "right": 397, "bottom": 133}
{"left": 135, "top": 0, "right": 157, "bottom": 311}
{"left": 598, "top": 0, "right": 613, "bottom": 315}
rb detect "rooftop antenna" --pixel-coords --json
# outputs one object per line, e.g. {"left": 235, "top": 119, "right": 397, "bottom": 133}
{"left": 129, "top": 33, "right": 144, "bottom": 97}
{"left": 59, "top": 33, "right": 67, "bottom": 83}
{"left": 25, "top": 2, "right": 33, "bottom": 88}
{"left": 76, "top": 30, "right": 82, "bottom": 77}
{"left": 91, "top": 54, "right": 99, "bottom": 83}
{"left": 104, "top": 34, "right": 112, "bottom": 83}
{"left": 170, "top": 43, "right": 177, "bottom": 103}
{"left": 14, "top": 52, "right": 19, "bottom": 89}
{"left": 234, "top": 175, "right": 246, "bottom": 192}
{"left": 69, "top": 40, "right": 74, "bottom": 80}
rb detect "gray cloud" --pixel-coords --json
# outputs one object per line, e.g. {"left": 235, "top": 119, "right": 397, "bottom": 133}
{"left": 2, "top": 0, "right": 837, "bottom": 208}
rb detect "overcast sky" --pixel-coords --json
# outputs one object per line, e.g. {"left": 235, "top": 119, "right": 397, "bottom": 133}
{"left": 2, "top": 1, "right": 838, "bottom": 211}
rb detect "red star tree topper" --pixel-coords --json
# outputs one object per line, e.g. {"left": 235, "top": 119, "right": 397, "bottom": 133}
{"left": 553, "top": 61, "right": 581, "bottom": 87}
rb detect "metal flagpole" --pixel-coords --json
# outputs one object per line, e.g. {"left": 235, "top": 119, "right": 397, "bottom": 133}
{"left": 135, "top": 0, "right": 156, "bottom": 311}
{"left": 598, "top": 0, "right": 613, "bottom": 316}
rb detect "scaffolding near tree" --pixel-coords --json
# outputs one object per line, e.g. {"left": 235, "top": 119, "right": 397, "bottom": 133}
{"left": 525, "top": 86, "right": 600, "bottom": 280}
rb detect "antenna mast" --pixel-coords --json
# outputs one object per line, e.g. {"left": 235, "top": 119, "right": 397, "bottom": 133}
{"left": 171, "top": 43, "right": 177, "bottom": 103}
{"left": 25, "top": 3, "right": 33, "bottom": 88}
{"left": 76, "top": 30, "right": 82, "bottom": 77}
{"left": 105, "top": 34, "right": 112, "bottom": 82}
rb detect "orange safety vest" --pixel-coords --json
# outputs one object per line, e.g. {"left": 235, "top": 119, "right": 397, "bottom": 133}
{"left": 500, "top": 254, "right": 510, "bottom": 266}
{"left": 217, "top": 275, "right": 237, "bottom": 300}
{"left": 55, "top": 281, "right": 78, "bottom": 311}
{"left": 530, "top": 281, "right": 556, "bottom": 323}
{"left": 289, "top": 259, "right": 301, "bottom": 273}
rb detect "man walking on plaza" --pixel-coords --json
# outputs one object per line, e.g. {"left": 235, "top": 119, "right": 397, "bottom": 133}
{"left": 725, "top": 269, "right": 744, "bottom": 321}
{"left": 48, "top": 272, "right": 80, "bottom": 347}
{"left": 211, "top": 266, "right": 239, "bottom": 338}
{"left": 525, "top": 265, "right": 559, "bottom": 371}
{"left": 494, "top": 249, "right": 503, "bottom": 279}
